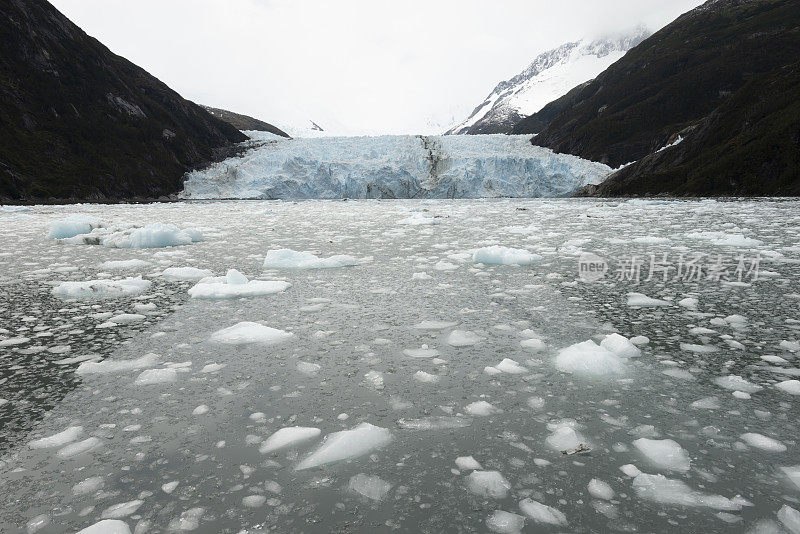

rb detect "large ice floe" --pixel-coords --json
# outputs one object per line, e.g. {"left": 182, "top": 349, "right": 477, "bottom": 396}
{"left": 263, "top": 248, "right": 358, "bottom": 269}
{"left": 51, "top": 220, "right": 203, "bottom": 248}
{"left": 52, "top": 277, "right": 151, "bottom": 299}
{"left": 180, "top": 134, "right": 611, "bottom": 199}
{"left": 188, "top": 269, "right": 291, "bottom": 299}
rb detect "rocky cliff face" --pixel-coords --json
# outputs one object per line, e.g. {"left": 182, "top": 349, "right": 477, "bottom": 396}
{"left": 202, "top": 106, "right": 290, "bottom": 138}
{"left": 0, "top": 0, "right": 247, "bottom": 201}
{"left": 530, "top": 0, "right": 800, "bottom": 196}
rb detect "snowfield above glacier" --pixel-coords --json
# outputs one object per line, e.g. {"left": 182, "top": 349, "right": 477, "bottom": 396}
{"left": 180, "top": 134, "right": 610, "bottom": 199}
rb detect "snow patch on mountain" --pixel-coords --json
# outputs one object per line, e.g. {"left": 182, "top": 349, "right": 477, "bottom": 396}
{"left": 180, "top": 134, "right": 611, "bottom": 199}
{"left": 445, "top": 28, "right": 651, "bottom": 135}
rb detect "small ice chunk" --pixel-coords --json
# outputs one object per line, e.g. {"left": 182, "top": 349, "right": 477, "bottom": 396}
{"left": 99, "top": 259, "right": 150, "bottom": 270}
{"left": 446, "top": 330, "right": 484, "bottom": 347}
{"left": 555, "top": 340, "right": 625, "bottom": 376}
{"left": 242, "top": 495, "right": 266, "bottom": 508}
{"left": 29, "top": 426, "right": 82, "bottom": 449}
{"left": 518, "top": 499, "right": 568, "bottom": 526}
{"left": 678, "top": 297, "right": 699, "bottom": 309}
{"left": 472, "top": 246, "right": 541, "bottom": 266}
{"left": 161, "top": 481, "right": 179, "bottom": 494}
{"left": 627, "top": 293, "right": 670, "bottom": 307}
{"left": 776, "top": 380, "right": 800, "bottom": 395}
{"left": 101, "top": 500, "right": 143, "bottom": 519}
{"left": 778, "top": 505, "right": 800, "bottom": 534}
{"left": 691, "top": 396, "right": 721, "bottom": 409}
{"left": 396, "top": 416, "right": 472, "bottom": 430}
{"left": 52, "top": 277, "right": 151, "bottom": 299}
{"left": 466, "top": 470, "right": 511, "bottom": 499}
{"left": 465, "top": 401, "right": 502, "bottom": 416}
{"left": 200, "top": 363, "right": 225, "bottom": 373}
{"left": 108, "top": 313, "right": 146, "bottom": 324}
{"left": 73, "top": 476, "right": 104, "bottom": 496}
{"left": 295, "top": 423, "right": 393, "bottom": 470}
{"left": 259, "top": 427, "right": 321, "bottom": 454}
{"left": 48, "top": 214, "right": 102, "bottom": 239}
{"left": 588, "top": 479, "right": 615, "bottom": 500}
{"left": 632, "top": 473, "right": 742, "bottom": 510}
{"left": 297, "top": 361, "right": 321, "bottom": 376}
{"left": 600, "top": 333, "right": 641, "bottom": 358}
{"left": 75, "top": 520, "right": 131, "bottom": 534}
{"left": 520, "top": 338, "right": 546, "bottom": 352}
{"left": 495, "top": 358, "right": 527, "bottom": 374}
{"left": 455, "top": 456, "right": 482, "bottom": 471}
{"left": 414, "top": 370, "right": 440, "bottom": 383}
{"left": 413, "top": 320, "right": 458, "bottom": 330}
{"left": 192, "top": 404, "right": 209, "bottom": 416}
{"left": 159, "top": 267, "right": 213, "bottom": 281}
{"left": 526, "top": 396, "right": 545, "bottom": 410}
{"left": 740, "top": 433, "right": 787, "bottom": 452}
{"left": 348, "top": 473, "right": 392, "bottom": 501}
{"left": 620, "top": 464, "right": 642, "bottom": 477}
{"left": 403, "top": 345, "right": 440, "bottom": 358}
{"left": 630, "top": 335, "right": 650, "bottom": 345}
{"left": 781, "top": 466, "right": 800, "bottom": 491}
{"left": 633, "top": 438, "right": 691, "bottom": 472}
{"left": 134, "top": 368, "right": 177, "bottom": 385}
{"left": 263, "top": 249, "right": 357, "bottom": 269}
{"left": 714, "top": 375, "right": 763, "bottom": 393}
{"left": 57, "top": 437, "right": 102, "bottom": 458}
{"left": 76, "top": 353, "right": 158, "bottom": 375}
{"left": 209, "top": 322, "right": 294, "bottom": 345}
{"left": 545, "top": 423, "right": 586, "bottom": 451}
{"left": 486, "top": 510, "right": 525, "bottom": 534}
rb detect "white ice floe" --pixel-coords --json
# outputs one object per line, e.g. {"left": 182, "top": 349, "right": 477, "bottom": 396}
{"left": 587, "top": 479, "right": 615, "bottom": 500}
{"left": 465, "top": 401, "right": 502, "bottom": 416}
{"left": 295, "top": 423, "right": 393, "bottom": 470}
{"left": 781, "top": 467, "right": 800, "bottom": 491}
{"left": 633, "top": 438, "right": 691, "bottom": 472}
{"left": 64, "top": 223, "right": 202, "bottom": 248}
{"left": 57, "top": 437, "right": 103, "bottom": 459}
{"left": 778, "top": 505, "right": 800, "bottom": 534}
{"left": 159, "top": 267, "right": 213, "bottom": 281}
{"left": 263, "top": 248, "right": 358, "bottom": 269}
{"left": 134, "top": 368, "right": 177, "bottom": 385}
{"left": 259, "top": 427, "right": 321, "bottom": 454}
{"left": 447, "top": 330, "right": 484, "bottom": 347}
{"left": 486, "top": 510, "right": 525, "bottom": 534}
{"left": 600, "top": 333, "right": 641, "bottom": 358}
{"left": 52, "top": 277, "right": 151, "bottom": 299}
{"left": 691, "top": 396, "right": 721, "bottom": 409}
{"left": 108, "top": 314, "right": 146, "bottom": 325}
{"left": 740, "top": 433, "right": 787, "bottom": 452}
{"left": 545, "top": 422, "right": 587, "bottom": 451}
{"left": 713, "top": 375, "right": 763, "bottom": 393}
{"left": 209, "top": 322, "right": 294, "bottom": 346}
{"left": 776, "top": 380, "right": 800, "bottom": 395}
{"left": 73, "top": 477, "right": 104, "bottom": 496}
{"left": 631, "top": 473, "right": 743, "bottom": 510}
{"left": 518, "top": 499, "right": 568, "bottom": 526}
{"left": 398, "top": 213, "right": 440, "bottom": 225}
{"left": 29, "top": 426, "right": 83, "bottom": 449}
{"left": 687, "top": 231, "right": 763, "bottom": 248}
{"left": 520, "top": 338, "right": 546, "bottom": 352}
{"left": 467, "top": 470, "right": 511, "bottom": 499}
{"left": 48, "top": 214, "right": 102, "bottom": 239}
{"left": 396, "top": 416, "right": 472, "bottom": 430}
{"left": 348, "top": 473, "right": 392, "bottom": 501}
{"left": 188, "top": 269, "right": 290, "bottom": 299}
{"left": 472, "top": 246, "right": 541, "bottom": 266}
{"left": 98, "top": 259, "right": 150, "bottom": 270}
{"left": 76, "top": 353, "right": 159, "bottom": 375}
{"left": 555, "top": 340, "right": 626, "bottom": 376}
{"left": 414, "top": 370, "right": 440, "bottom": 383}
{"left": 495, "top": 358, "right": 528, "bottom": 374}
{"left": 75, "top": 520, "right": 131, "bottom": 534}
{"left": 627, "top": 293, "right": 671, "bottom": 307}
{"left": 0, "top": 336, "right": 29, "bottom": 346}
{"left": 413, "top": 320, "right": 458, "bottom": 330}
{"left": 455, "top": 456, "right": 482, "bottom": 471}
{"left": 403, "top": 345, "right": 440, "bottom": 358}
{"left": 242, "top": 495, "right": 266, "bottom": 508}
{"left": 101, "top": 500, "right": 143, "bottom": 519}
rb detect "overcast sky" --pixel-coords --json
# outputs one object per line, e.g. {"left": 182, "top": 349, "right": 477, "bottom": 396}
{"left": 51, "top": 0, "right": 704, "bottom": 135}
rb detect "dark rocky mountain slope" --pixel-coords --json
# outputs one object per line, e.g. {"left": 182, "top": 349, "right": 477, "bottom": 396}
{"left": 202, "top": 106, "right": 290, "bottom": 138}
{"left": 521, "top": 0, "right": 800, "bottom": 196}
{"left": 0, "top": 0, "right": 248, "bottom": 201}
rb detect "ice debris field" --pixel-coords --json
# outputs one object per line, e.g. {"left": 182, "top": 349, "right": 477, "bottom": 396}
{"left": 0, "top": 198, "right": 799, "bottom": 533}
{"left": 180, "top": 133, "right": 610, "bottom": 200}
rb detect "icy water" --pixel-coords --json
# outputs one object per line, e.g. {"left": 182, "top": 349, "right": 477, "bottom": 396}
{"left": 1, "top": 199, "right": 799, "bottom": 534}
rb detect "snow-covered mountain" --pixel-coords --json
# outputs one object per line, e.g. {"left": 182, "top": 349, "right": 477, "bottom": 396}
{"left": 445, "top": 28, "right": 651, "bottom": 135}
{"left": 180, "top": 133, "right": 610, "bottom": 199}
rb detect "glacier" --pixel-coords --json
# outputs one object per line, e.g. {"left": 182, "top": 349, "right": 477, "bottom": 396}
{"left": 180, "top": 133, "right": 611, "bottom": 199}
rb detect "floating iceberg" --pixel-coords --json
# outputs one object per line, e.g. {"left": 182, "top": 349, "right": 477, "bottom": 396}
{"left": 52, "top": 277, "right": 151, "bottom": 299}
{"left": 263, "top": 249, "right": 358, "bottom": 269}
{"left": 48, "top": 214, "right": 102, "bottom": 239}
{"left": 555, "top": 340, "right": 626, "bottom": 376}
{"left": 209, "top": 322, "right": 294, "bottom": 346}
{"left": 59, "top": 222, "right": 202, "bottom": 248}
{"left": 259, "top": 427, "right": 321, "bottom": 453}
{"left": 472, "top": 246, "right": 541, "bottom": 266}
{"left": 295, "top": 423, "right": 393, "bottom": 470}
{"left": 188, "top": 269, "right": 291, "bottom": 299}
{"left": 181, "top": 134, "right": 611, "bottom": 199}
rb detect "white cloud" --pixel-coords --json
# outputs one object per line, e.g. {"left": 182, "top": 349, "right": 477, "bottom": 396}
{"left": 51, "top": 0, "right": 704, "bottom": 134}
